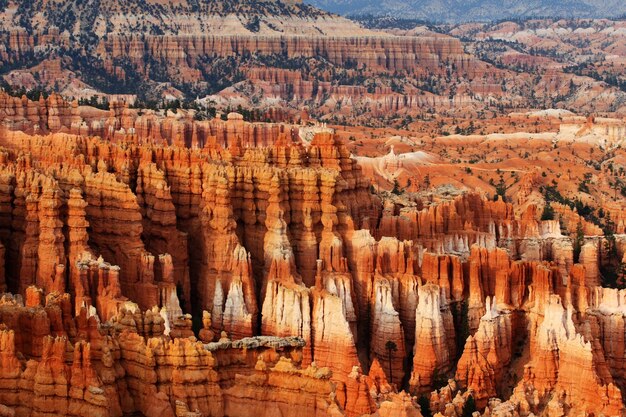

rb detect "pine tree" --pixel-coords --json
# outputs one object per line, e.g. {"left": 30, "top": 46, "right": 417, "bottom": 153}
{"left": 418, "top": 396, "right": 432, "bottom": 417}
{"left": 385, "top": 340, "right": 397, "bottom": 383}
{"left": 391, "top": 180, "right": 402, "bottom": 195}
{"left": 540, "top": 203, "right": 555, "bottom": 221}
{"left": 461, "top": 395, "right": 476, "bottom": 417}
{"left": 573, "top": 221, "right": 585, "bottom": 263}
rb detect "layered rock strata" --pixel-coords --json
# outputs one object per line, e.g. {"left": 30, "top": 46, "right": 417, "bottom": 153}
{"left": 0, "top": 94, "right": 624, "bottom": 416}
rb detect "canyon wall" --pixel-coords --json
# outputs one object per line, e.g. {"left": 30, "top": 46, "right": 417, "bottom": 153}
{"left": 0, "top": 94, "right": 624, "bottom": 416}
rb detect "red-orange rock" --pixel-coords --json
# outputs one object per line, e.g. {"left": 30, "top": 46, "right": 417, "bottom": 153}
{"left": 455, "top": 297, "right": 513, "bottom": 408}
{"left": 409, "top": 284, "right": 455, "bottom": 394}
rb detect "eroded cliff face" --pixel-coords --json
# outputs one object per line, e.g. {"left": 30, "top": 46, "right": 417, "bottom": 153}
{"left": 0, "top": 1, "right": 541, "bottom": 123}
{"left": 0, "top": 94, "right": 625, "bottom": 416}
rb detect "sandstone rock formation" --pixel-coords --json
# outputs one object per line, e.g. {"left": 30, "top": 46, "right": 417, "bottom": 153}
{"left": 0, "top": 92, "right": 625, "bottom": 417}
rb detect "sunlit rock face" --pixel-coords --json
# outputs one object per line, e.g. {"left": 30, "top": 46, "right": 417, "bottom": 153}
{"left": 0, "top": 92, "right": 625, "bottom": 417}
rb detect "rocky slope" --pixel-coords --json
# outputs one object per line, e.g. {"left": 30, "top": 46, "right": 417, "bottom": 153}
{"left": 0, "top": 93, "right": 625, "bottom": 415}
{"left": 447, "top": 18, "right": 626, "bottom": 114}
{"left": 4, "top": 1, "right": 626, "bottom": 124}
{"left": 0, "top": 0, "right": 364, "bottom": 36}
